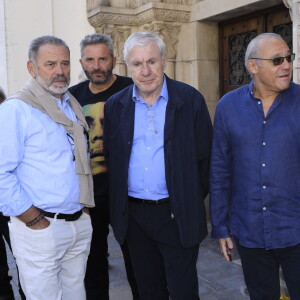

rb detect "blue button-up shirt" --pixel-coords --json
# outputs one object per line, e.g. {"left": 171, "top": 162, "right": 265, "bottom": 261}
{"left": 210, "top": 81, "right": 300, "bottom": 249}
{"left": 0, "top": 94, "right": 83, "bottom": 216}
{"left": 128, "top": 77, "right": 169, "bottom": 200}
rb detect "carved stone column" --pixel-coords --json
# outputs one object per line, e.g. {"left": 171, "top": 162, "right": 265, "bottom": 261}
{"left": 142, "top": 22, "right": 181, "bottom": 77}
{"left": 86, "top": 1, "right": 191, "bottom": 78}
{"left": 283, "top": 0, "right": 300, "bottom": 83}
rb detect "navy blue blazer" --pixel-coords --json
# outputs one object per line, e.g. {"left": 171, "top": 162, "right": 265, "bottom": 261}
{"left": 104, "top": 75, "right": 212, "bottom": 248}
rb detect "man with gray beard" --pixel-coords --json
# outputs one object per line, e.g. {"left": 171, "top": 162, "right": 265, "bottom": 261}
{"left": 0, "top": 36, "right": 94, "bottom": 300}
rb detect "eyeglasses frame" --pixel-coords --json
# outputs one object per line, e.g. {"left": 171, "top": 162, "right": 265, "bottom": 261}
{"left": 250, "top": 53, "right": 295, "bottom": 66}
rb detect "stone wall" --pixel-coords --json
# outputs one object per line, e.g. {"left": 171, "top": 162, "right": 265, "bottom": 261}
{"left": 283, "top": 0, "right": 300, "bottom": 83}
{"left": 0, "top": 0, "right": 94, "bottom": 95}
{"left": 86, "top": 0, "right": 297, "bottom": 118}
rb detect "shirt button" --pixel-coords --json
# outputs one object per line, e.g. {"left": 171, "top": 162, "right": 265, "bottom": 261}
{"left": 262, "top": 164, "right": 266, "bottom": 167}
{"left": 171, "top": 213, "right": 175, "bottom": 219}
{"left": 146, "top": 147, "right": 151, "bottom": 150}
{"left": 263, "top": 207, "right": 266, "bottom": 210}
{"left": 145, "top": 168, "right": 148, "bottom": 171}
{"left": 145, "top": 189, "right": 149, "bottom": 192}
{"left": 263, "top": 186, "right": 266, "bottom": 189}
{"left": 263, "top": 121, "right": 267, "bottom": 124}
{"left": 258, "top": 101, "right": 261, "bottom": 104}
{"left": 262, "top": 142, "right": 266, "bottom": 146}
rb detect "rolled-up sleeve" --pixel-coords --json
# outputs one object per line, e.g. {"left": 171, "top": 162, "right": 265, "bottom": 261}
{"left": 0, "top": 100, "right": 32, "bottom": 216}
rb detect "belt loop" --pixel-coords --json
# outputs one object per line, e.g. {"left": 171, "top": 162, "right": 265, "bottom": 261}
{"left": 54, "top": 213, "right": 59, "bottom": 221}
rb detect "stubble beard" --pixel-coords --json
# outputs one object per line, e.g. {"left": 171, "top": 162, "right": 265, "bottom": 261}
{"left": 84, "top": 68, "right": 113, "bottom": 85}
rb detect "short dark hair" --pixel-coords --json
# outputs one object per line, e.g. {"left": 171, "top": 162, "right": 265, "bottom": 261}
{"left": 80, "top": 33, "right": 114, "bottom": 58}
{"left": 0, "top": 87, "right": 6, "bottom": 103}
{"left": 28, "top": 36, "right": 70, "bottom": 63}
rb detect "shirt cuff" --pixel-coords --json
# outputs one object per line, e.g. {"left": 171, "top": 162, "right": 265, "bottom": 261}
{"left": 211, "top": 225, "right": 230, "bottom": 239}
{"left": 1, "top": 190, "right": 32, "bottom": 217}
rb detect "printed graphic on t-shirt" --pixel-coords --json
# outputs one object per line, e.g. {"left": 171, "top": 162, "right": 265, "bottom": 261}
{"left": 83, "top": 102, "right": 108, "bottom": 175}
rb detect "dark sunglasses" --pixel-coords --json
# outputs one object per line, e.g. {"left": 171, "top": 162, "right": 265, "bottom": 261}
{"left": 251, "top": 53, "right": 295, "bottom": 66}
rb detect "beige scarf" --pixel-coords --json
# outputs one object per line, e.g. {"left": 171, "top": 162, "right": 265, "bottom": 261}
{"left": 8, "top": 78, "right": 94, "bottom": 208}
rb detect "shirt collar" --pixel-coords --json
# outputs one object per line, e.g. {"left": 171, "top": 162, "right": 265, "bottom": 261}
{"left": 249, "top": 80, "right": 292, "bottom": 105}
{"left": 51, "top": 93, "right": 70, "bottom": 107}
{"left": 132, "top": 75, "right": 169, "bottom": 103}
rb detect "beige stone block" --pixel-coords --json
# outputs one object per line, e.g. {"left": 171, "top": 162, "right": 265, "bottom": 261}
{"left": 176, "top": 21, "right": 218, "bottom": 62}
{"left": 197, "top": 60, "right": 219, "bottom": 102}
{"left": 206, "top": 100, "right": 217, "bottom": 121}
{"left": 191, "top": 0, "right": 282, "bottom": 22}
{"left": 115, "top": 63, "right": 128, "bottom": 77}
{"left": 175, "top": 60, "right": 197, "bottom": 87}
{"left": 109, "top": 0, "right": 131, "bottom": 8}
{"left": 175, "top": 59, "right": 219, "bottom": 117}
{"left": 175, "top": 60, "right": 219, "bottom": 98}
{"left": 197, "top": 21, "right": 219, "bottom": 60}
{"left": 176, "top": 22, "right": 198, "bottom": 61}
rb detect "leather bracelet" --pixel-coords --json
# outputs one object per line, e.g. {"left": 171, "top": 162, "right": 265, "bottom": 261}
{"left": 25, "top": 213, "right": 45, "bottom": 227}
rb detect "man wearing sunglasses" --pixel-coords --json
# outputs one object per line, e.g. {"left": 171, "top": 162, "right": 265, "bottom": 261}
{"left": 210, "top": 32, "right": 300, "bottom": 299}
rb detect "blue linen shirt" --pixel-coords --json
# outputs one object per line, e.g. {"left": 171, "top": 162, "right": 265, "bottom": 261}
{"left": 128, "top": 77, "right": 169, "bottom": 200}
{"left": 210, "top": 81, "right": 300, "bottom": 250}
{"left": 0, "top": 93, "right": 83, "bottom": 216}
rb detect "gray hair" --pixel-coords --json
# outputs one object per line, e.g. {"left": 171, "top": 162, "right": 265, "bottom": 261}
{"left": 123, "top": 32, "right": 167, "bottom": 63}
{"left": 80, "top": 33, "right": 114, "bottom": 58}
{"left": 0, "top": 87, "right": 6, "bottom": 103}
{"left": 28, "top": 36, "right": 70, "bottom": 63}
{"left": 245, "top": 33, "right": 284, "bottom": 75}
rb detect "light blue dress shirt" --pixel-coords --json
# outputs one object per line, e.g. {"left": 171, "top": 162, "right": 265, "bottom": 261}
{"left": 0, "top": 93, "right": 83, "bottom": 216}
{"left": 128, "top": 77, "right": 169, "bottom": 200}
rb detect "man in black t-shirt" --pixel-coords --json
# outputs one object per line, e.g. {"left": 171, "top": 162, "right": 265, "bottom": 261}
{"left": 69, "top": 34, "right": 138, "bottom": 300}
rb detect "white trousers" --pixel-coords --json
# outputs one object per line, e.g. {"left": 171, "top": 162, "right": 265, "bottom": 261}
{"left": 9, "top": 212, "right": 92, "bottom": 300}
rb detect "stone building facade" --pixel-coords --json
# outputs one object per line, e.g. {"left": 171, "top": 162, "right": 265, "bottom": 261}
{"left": 0, "top": 0, "right": 94, "bottom": 96}
{"left": 1, "top": 0, "right": 298, "bottom": 117}
{"left": 86, "top": 0, "right": 299, "bottom": 117}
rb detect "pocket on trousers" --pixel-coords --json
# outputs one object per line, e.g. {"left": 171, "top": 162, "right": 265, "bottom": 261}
{"left": 9, "top": 217, "right": 56, "bottom": 255}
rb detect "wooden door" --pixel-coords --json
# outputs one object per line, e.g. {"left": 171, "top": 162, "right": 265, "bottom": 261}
{"left": 219, "top": 5, "right": 292, "bottom": 96}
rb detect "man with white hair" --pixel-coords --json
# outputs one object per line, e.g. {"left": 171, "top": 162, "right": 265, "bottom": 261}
{"left": 104, "top": 31, "right": 212, "bottom": 299}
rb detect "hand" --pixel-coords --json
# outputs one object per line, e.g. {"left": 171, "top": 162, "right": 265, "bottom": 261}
{"left": 30, "top": 217, "right": 50, "bottom": 230}
{"left": 219, "top": 237, "right": 234, "bottom": 261}
{"left": 82, "top": 207, "right": 90, "bottom": 215}
{"left": 18, "top": 205, "right": 50, "bottom": 230}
